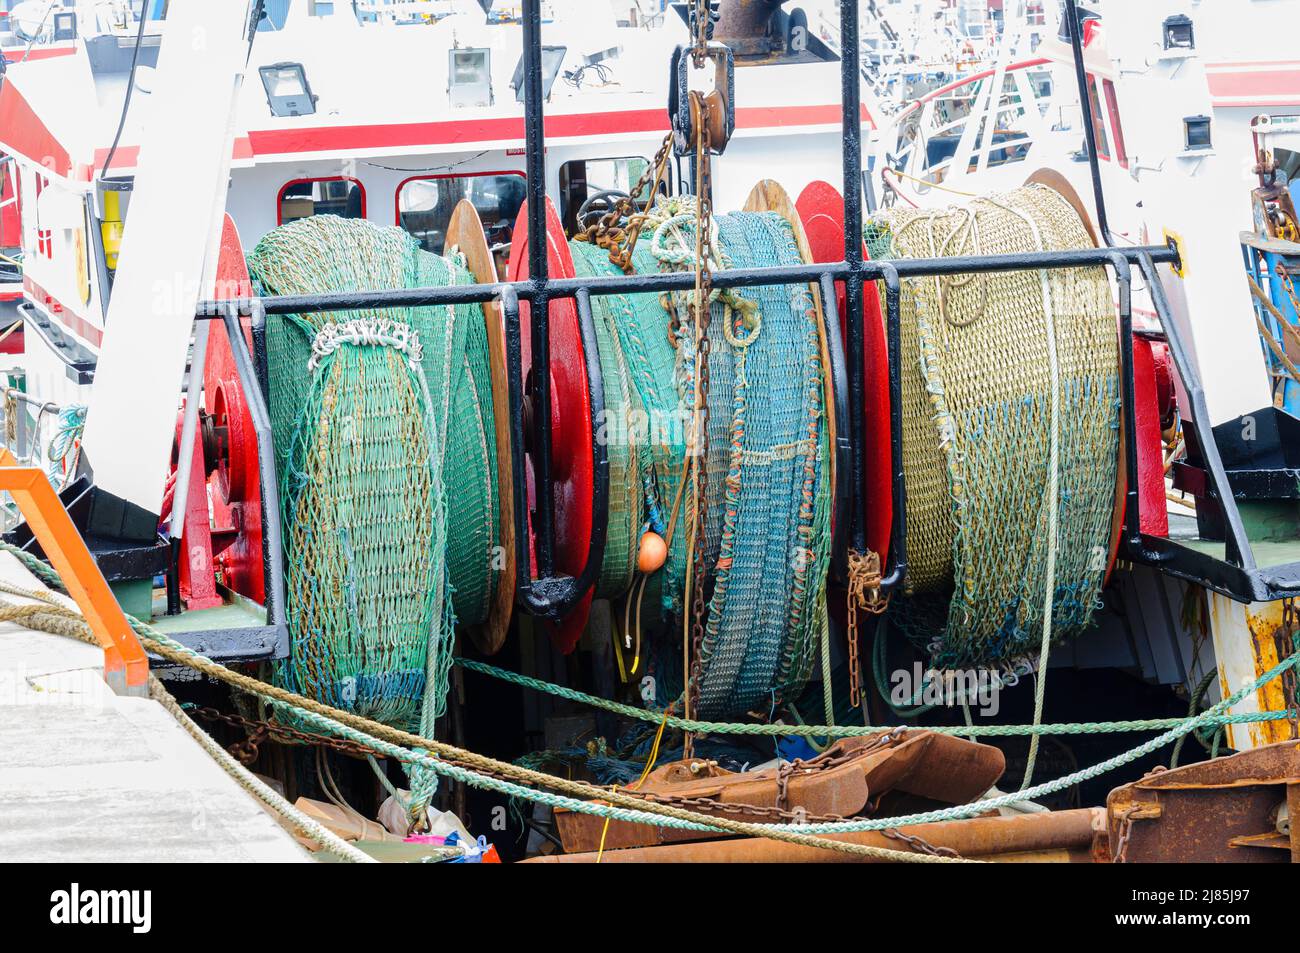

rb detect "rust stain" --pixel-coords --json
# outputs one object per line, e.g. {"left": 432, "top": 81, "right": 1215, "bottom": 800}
{"left": 1246, "top": 605, "right": 1295, "bottom": 746}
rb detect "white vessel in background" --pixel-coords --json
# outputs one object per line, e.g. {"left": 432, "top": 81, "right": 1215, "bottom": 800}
{"left": 0, "top": 0, "right": 863, "bottom": 427}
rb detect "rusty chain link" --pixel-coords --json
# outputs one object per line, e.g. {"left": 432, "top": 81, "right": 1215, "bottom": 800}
{"left": 684, "top": 98, "right": 716, "bottom": 759}
{"left": 192, "top": 706, "right": 382, "bottom": 764}
{"left": 1111, "top": 804, "right": 1141, "bottom": 863}
{"left": 1281, "top": 597, "right": 1299, "bottom": 739}
{"left": 883, "top": 827, "right": 964, "bottom": 858}
{"left": 846, "top": 549, "right": 887, "bottom": 707}
{"left": 573, "top": 133, "right": 674, "bottom": 273}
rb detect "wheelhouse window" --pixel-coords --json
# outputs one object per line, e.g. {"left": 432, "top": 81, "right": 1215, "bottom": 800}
{"left": 278, "top": 177, "right": 366, "bottom": 224}
{"left": 396, "top": 172, "right": 526, "bottom": 266}
{"left": 558, "top": 156, "right": 667, "bottom": 236}
{"left": 257, "top": 0, "right": 291, "bottom": 31}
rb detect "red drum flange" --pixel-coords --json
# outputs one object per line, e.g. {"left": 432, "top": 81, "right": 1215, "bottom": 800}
{"left": 507, "top": 199, "right": 594, "bottom": 653}
{"left": 201, "top": 215, "right": 265, "bottom": 604}
{"left": 795, "top": 181, "right": 892, "bottom": 566}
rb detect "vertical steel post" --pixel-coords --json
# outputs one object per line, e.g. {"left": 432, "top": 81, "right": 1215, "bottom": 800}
{"left": 841, "top": 0, "right": 867, "bottom": 551}
{"left": 1108, "top": 252, "right": 1141, "bottom": 546}
{"left": 879, "top": 263, "right": 907, "bottom": 589}
{"left": 522, "top": 0, "right": 555, "bottom": 576}
{"left": 1063, "top": 0, "right": 1113, "bottom": 245}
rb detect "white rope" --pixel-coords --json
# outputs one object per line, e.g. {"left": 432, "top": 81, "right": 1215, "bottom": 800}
{"left": 308, "top": 318, "right": 425, "bottom": 372}
{"left": 981, "top": 195, "right": 1061, "bottom": 791}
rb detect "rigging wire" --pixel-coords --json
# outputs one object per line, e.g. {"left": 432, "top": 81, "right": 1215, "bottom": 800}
{"left": 99, "top": 4, "right": 150, "bottom": 181}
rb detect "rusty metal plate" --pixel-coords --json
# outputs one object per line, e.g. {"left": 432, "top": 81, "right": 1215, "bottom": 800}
{"left": 1106, "top": 741, "right": 1300, "bottom": 863}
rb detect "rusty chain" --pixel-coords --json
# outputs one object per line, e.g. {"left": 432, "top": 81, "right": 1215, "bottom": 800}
{"left": 1111, "top": 804, "right": 1141, "bottom": 863}
{"left": 573, "top": 133, "right": 674, "bottom": 273}
{"left": 678, "top": 0, "right": 718, "bottom": 758}
{"left": 192, "top": 706, "right": 383, "bottom": 764}
{"left": 683, "top": 98, "right": 716, "bottom": 759}
{"left": 882, "top": 827, "right": 964, "bottom": 858}
{"left": 846, "top": 549, "right": 887, "bottom": 707}
{"left": 690, "top": 0, "right": 712, "bottom": 66}
{"left": 1281, "top": 597, "right": 1300, "bottom": 739}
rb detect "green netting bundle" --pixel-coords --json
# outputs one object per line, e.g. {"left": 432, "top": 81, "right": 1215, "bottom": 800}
{"left": 868, "top": 184, "right": 1120, "bottom": 670}
{"left": 646, "top": 201, "right": 833, "bottom": 718}
{"left": 569, "top": 243, "right": 647, "bottom": 602}
{"left": 569, "top": 239, "right": 690, "bottom": 615}
{"left": 247, "top": 215, "right": 499, "bottom": 742}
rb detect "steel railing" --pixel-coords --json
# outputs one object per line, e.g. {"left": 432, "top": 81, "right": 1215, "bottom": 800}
{"left": 193, "top": 0, "right": 1300, "bottom": 622}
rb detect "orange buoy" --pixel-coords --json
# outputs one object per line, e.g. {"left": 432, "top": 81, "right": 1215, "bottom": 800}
{"left": 637, "top": 531, "right": 667, "bottom": 574}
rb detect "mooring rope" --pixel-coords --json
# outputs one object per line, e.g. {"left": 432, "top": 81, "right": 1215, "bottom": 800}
{"left": 0, "top": 576, "right": 375, "bottom": 863}
{"left": 2, "top": 541, "right": 1296, "bottom": 851}
{"left": 454, "top": 655, "right": 1296, "bottom": 738}
{"left": 0, "top": 548, "right": 959, "bottom": 863}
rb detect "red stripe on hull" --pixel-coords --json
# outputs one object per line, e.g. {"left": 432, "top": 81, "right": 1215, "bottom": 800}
{"left": 0, "top": 83, "right": 72, "bottom": 177}
{"left": 22, "top": 275, "right": 102, "bottom": 347}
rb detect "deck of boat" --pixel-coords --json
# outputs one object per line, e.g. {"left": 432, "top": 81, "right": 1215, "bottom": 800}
{"left": 0, "top": 552, "right": 309, "bottom": 863}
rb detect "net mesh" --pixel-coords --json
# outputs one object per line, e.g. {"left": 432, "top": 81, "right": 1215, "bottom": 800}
{"left": 660, "top": 207, "right": 833, "bottom": 718}
{"left": 248, "top": 215, "right": 498, "bottom": 736}
{"left": 869, "top": 185, "right": 1120, "bottom": 670}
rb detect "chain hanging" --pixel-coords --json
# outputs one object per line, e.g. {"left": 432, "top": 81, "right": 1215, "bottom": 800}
{"left": 846, "top": 550, "right": 887, "bottom": 707}
{"left": 574, "top": 134, "right": 674, "bottom": 273}
{"left": 682, "top": 0, "right": 717, "bottom": 759}
{"left": 1281, "top": 596, "right": 1299, "bottom": 739}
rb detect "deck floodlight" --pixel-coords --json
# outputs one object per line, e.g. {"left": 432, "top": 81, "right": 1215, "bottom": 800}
{"left": 511, "top": 45, "right": 567, "bottom": 103}
{"left": 259, "top": 62, "right": 318, "bottom": 118}
{"left": 1184, "top": 115, "right": 1212, "bottom": 152}
{"left": 449, "top": 47, "right": 493, "bottom": 108}
{"left": 52, "top": 11, "right": 77, "bottom": 42}
{"left": 1162, "top": 14, "right": 1194, "bottom": 51}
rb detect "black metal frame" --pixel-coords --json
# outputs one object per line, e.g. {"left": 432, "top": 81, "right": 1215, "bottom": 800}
{"left": 192, "top": 0, "right": 1300, "bottom": 617}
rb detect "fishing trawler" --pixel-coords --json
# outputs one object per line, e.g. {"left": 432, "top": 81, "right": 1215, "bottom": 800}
{"left": 0, "top": 0, "right": 1295, "bottom": 873}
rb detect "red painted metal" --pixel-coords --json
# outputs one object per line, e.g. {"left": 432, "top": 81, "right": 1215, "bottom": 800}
{"left": 1131, "top": 337, "right": 1170, "bottom": 537}
{"left": 507, "top": 199, "right": 592, "bottom": 653}
{"left": 175, "top": 411, "right": 223, "bottom": 611}
{"left": 0, "top": 156, "right": 19, "bottom": 248}
{"left": 21, "top": 274, "right": 101, "bottom": 346}
{"left": 893, "top": 58, "right": 1051, "bottom": 121}
{"left": 202, "top": 216, "right": 266, "bottom": 604}
{"left": 795, "top": 181, "right": 892, "bottom": 564}
{"left": 0, "top": 82, "right": 73, "bottom": 178}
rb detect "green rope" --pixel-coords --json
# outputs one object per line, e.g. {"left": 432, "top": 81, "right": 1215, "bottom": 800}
{"left": 2, "top": 541, "right": 1297, "bottom": 842}
{"left": 872, "top": 617, "right": 938, "bottom": 718}
{"left": 1169, "top": 669, "right": 1218, "bottom": 768}
{"left": 456, "top": 656, "right": 1297, "bottom": 739}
